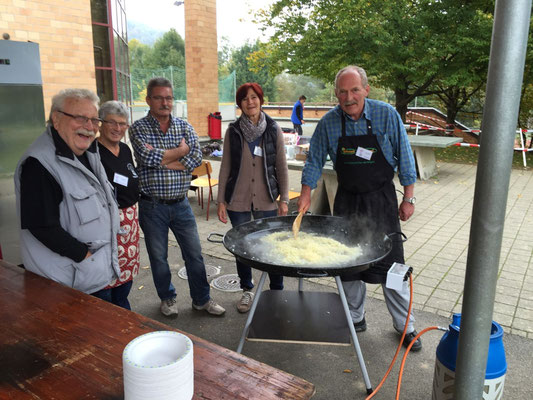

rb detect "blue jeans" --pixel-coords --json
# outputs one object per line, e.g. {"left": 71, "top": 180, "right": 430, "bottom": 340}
{"left": 91, "top": 280, "right": 133, "bottom": 310}
{"left": 139, "top": 197, "right": 210, "bottom": 306}
{"left": 227, "top": 209, "right": 284, "bottom": 291}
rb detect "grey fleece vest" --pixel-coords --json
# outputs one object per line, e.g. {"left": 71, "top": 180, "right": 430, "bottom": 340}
{"left": 14, "top": 127, "right": 120, "bottom": 294}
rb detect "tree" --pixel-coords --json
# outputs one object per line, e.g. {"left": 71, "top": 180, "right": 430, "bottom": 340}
{"left": 253, "top": 0, "right": 494, "bottom": 120}
{"left": 273, "top": 72, "right": 327, "bottom": 102}
{"left": 129, "top": 30, "right": 186, "bottom": 101}
{"left": 129, "top": 39, "right": 154, "bottom": 70}
{"left": 426, "top": 3, "right": 492, "bottom": 127}
{"left": 225, "top": 41, "right": 276, "bottom": 101}
{"left": 152, "top": 29, "right": 185, "bottom": 69}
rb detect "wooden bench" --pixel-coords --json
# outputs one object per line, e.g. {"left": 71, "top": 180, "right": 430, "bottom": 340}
{"left": 408, "top": 135, "right": 463, "bottom": 180}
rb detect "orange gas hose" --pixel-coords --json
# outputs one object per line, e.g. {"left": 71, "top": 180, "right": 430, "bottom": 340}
{"left": 365, "top": 274, "right": 414, "bottom": 399}
{"left": 395, "top": 326, "right": 440, "bottom": 400}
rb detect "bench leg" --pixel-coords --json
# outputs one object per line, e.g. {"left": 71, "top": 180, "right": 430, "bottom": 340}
{"left": 413, "top": 146, "right": 437, "bottom": 180}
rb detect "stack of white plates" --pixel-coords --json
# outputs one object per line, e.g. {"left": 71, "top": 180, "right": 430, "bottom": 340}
{"left": 123, "top": 331, "right": 194, "bottom": 400}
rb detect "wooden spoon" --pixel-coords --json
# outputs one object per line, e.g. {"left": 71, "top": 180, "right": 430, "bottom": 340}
{"left": 292, "top": 210, "right": 304, "bottom": 239}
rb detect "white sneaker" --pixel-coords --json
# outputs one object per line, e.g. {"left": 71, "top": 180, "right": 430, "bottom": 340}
{"left": 192, "top": 298, "right": 226, "bottom": 315}
{"left": 160, "top": 297, "right": 178, "bottom": 316}
{"left": 237, "top": 291, "right": 254, "bottom": 313}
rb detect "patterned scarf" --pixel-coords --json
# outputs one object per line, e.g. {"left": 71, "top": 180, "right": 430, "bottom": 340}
{"left": 239, "top": 111, "right": 267, "bottom": 143}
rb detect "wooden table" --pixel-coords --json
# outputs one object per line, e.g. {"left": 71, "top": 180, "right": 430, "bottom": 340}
{"left": 0, "top": 261, "right": 315, "bottom": 400}
{"left": 408, "top": 135, "right": 463, "bottom": 180}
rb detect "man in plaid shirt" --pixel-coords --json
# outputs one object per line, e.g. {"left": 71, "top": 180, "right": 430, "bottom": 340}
{"left": 129, "top": 77, "right": 225, "bottom": 317}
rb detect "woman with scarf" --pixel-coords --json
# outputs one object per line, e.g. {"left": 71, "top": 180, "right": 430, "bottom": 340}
{"left": 217, "top": 82, "right": 290, "bottom": 313}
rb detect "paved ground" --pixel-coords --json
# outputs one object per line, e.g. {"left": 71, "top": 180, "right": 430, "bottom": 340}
{"left": 3, "top": 119, "right": 533, "bottom": 397}
{"left": 129, "top": 231, "right": 533, "bottom": 400}
{"left": 196, "top": 127, "right": 533, "bottom": 339}
{"left": 129, "top": 154, "right": 533, "bottom": 398}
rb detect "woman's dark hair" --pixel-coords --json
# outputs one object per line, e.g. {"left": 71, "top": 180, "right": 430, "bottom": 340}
{"left": 236, "top": 83, "right": 264, "bottom": 108}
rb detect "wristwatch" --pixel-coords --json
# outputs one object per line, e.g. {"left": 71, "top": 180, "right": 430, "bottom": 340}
{"left": 403, "top": 197, "right": 416, "bottom": 205}
{"left": 280, "top": 200, "right": 289, "bottom": 205}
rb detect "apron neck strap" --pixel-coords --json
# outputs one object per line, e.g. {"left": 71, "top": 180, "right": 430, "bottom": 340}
{"left": 341, "top": 112, "right": 372, "bottom": 137}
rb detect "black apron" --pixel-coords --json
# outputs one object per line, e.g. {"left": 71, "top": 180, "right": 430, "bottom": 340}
{"left": 333, "top": 114, "right": 404, "bottom": 284}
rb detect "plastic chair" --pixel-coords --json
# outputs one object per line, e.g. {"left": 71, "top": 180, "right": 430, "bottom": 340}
{"left": 190, "top": 161, "right": 218, "bottom": 220}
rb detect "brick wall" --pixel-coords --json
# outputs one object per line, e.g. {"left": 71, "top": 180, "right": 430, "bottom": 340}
{"left": 1, "top": 0, "right": 97, "bottom": 118}
{"left": 184, "top": 0, "right": 218, "bottom": 137}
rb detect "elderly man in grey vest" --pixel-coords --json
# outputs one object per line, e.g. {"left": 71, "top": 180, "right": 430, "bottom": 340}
{"left": 14, "top": 88, "right": 120, "bottom": 298}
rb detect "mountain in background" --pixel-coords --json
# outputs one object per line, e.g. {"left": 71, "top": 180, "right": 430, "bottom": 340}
{"left": 127, "top": 20, "right": 165, "bottom": 45}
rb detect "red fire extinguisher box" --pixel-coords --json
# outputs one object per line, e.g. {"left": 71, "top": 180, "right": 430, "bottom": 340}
{"left": 208, "top": 112, "right": 222, "bottom": 140}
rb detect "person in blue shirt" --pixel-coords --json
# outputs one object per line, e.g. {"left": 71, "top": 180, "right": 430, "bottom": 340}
{"left": 290, "top": 95, "right": 306, "bottom": 135}
{"left": 297, "top": 65, "right": 421, "bottom": 351}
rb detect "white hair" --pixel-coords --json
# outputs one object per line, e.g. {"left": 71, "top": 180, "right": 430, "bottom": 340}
{"left": 334, "top": 65, "right": 369, "bottom": 89}
{"left": 48, "top": 88, "right": 99, "bottom": 124}
{"left": 99, "top": 100, "right": 130, "bottom": 124}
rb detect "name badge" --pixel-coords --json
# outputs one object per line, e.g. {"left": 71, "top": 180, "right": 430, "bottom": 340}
{"left": 254, "top": 146, "right": 263, "bottom": 157}
{"left": 356, "top": 146, "right": 373, "bottom": 160}
{"left": 113, "top": 172, "right": 129, "bottom": 187}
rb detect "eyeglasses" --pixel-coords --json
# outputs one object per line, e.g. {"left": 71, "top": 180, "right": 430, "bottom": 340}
{"left": 150, "top": 96, "right": 174, "bottom": 102}
{"left": 102, "top": 120, "right": 129, "bottom": 129}
{"left": 58, "top": 110, "right": 101, "bottom": 126}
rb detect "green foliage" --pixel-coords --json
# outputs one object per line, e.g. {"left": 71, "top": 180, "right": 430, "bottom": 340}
{"left": 254, "top": 0, "right": 495, "bottom": 120}
{"left": 219, "top": 71, "right": 236, "bottom": 103}
{"left": 129, "top": 39, "right": 153, "bottom": 69}
{"left": 152, "top": 29, "right": 185, "bottom": 69}
{"left": 223, "top": 41, "right": 276, "bottom": 101}
{"left": 273, "top": 73, "right": 328, "bottom": 102}
{"left": 519, "top": 13, "right": 533, "bottom": 127}
{"left": 129, "top": 30, "right": 186, "bottom": 101}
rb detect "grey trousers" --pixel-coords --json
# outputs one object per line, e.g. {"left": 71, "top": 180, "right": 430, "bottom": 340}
{"left": 341, "top": 280, "right": 416, "bottom": 333}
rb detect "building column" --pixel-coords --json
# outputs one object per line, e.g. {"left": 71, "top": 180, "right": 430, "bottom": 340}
{"left": 184, "top": 0, "right": 218, "bottom": 137}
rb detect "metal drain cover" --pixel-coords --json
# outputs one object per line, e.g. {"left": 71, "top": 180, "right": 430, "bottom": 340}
{"left": 211, "top": 274, "right": 248, "bottom": 292}
{"left": 178, "top": 265, "right": 220, "bottom": 280}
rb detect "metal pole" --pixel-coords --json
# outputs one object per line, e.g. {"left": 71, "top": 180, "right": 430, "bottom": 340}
{"left": 335, "top": 276, "right": 372, "bottom": 393}
{"left": 454, "top": 1, "right": 531, "bottom": 398}
{"left": 237, "top": 271, "right": 267, "bottom": 353}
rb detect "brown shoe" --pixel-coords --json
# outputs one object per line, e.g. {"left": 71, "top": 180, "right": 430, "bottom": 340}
{"left": 237, "top": 291, "right": 254, "bottom": 313}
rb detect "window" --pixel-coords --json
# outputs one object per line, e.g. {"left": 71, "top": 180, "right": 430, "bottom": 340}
{"left": 91, "top": 0, "right": 131, "bottom": 107}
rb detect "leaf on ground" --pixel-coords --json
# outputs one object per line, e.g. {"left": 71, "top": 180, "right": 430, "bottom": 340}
{"left": 138, "top": 285, "right": 144, "bottom": 290}
{"left": 343, "top": 369, "right": 352, "bottom": 373}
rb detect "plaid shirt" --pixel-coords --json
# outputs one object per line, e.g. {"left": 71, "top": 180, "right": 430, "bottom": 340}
{"left": 129, "top": 113, "right": 202, "bottom": 199}
{"left": 302, "top": 100, "right": 417, "bottom": 189}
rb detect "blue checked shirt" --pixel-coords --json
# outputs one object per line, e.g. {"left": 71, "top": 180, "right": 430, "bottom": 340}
{"left": 301, "top": 100, "right": 417, "bottom": 189}
{"left": 129, "top": 113, "right": 202, "bottom": 199}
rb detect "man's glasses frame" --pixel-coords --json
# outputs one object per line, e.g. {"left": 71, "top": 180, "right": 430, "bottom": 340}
{"left": 150, "top": 95, "right": 174, "bottom": 102}
{"left": 58, "top": 110, "right": 101, "bottom": 126}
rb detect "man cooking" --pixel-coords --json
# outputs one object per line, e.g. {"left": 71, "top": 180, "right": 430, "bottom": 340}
{"left": 297, "top": 65, "right": 421, "bottom": 351}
